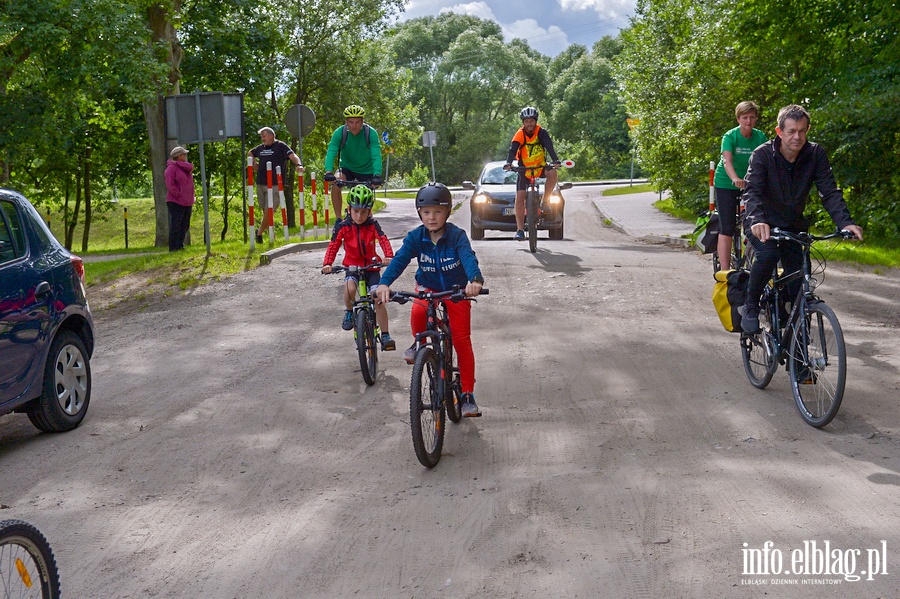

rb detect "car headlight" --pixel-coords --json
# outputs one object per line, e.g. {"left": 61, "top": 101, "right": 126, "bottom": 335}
{"left": 548, "top": 193, "right": 562, "bottom": 205}
{"left": 472, "top": 193, "right": 489, "bottom": 204}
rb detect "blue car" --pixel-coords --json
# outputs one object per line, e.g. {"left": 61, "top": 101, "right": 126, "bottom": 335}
{"left": 0, "top": 188, "right": 94, "bottom": 432}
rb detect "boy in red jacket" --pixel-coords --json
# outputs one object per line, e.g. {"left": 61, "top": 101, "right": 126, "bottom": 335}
{"left": 321, "top": 185, "right": 396, "bottom": 350}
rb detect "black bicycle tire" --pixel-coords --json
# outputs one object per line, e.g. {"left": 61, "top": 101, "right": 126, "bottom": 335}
{"left": 0, "top": 519, "right": 61, "bottom": 599}
{"left": 528, "top": 188, "right": 538, "bottom": 253}
{"left": 444, "top": 341, "right": 462, "bottom": 423}
{"left": 409, "top": 347, "right": 445, "bottom": 467}
{"left": 741, "top": 292, "right": 778, "bottom": 388}
{"left": 356, "top": 309, "right": 377, "bottom": 386}
{"left": 789, "top": 301, "right": 846, "bottom": 428}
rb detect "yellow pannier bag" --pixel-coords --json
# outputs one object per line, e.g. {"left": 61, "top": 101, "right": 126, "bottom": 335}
{"left": 713, "top": 269, "right": 749, "bottom": 332}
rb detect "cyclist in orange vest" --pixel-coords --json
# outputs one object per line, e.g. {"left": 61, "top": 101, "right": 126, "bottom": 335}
{"left": 503, "top": 106, "right": 561, "bottom": 241}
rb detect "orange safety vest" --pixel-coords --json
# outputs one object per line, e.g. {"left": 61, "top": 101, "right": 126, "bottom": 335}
{"left": 512, "top": 124, "right": 547, "bottom": 177}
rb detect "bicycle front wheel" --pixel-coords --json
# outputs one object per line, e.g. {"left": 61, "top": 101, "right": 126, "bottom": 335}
{"left": 409, "top": 347, "right": 445, "bottom": 467}
{"left": 355, "top": 310, "right": 377, "bottom": 386}
{"left": 789, "top": 301, "right": 846, "bottom": 428}
{"left": 527, "top": 189, "right": 538, "bottom": 253}
{"left": 0, "top": 519, "right": 61, "bottom": 599}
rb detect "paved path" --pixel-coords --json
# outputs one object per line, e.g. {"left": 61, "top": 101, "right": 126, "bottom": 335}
{"left": 591, "top": 190, "right": 695, "bottom": 246}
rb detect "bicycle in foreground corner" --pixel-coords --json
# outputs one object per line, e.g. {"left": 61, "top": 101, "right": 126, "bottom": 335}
{"left": 741, "top": 228, "right": 856, "bottom": 427}
{"left": 390, "top": 286, "right": 489, "bottom": 468}
{"left": 0, "top": 519, "right": 60, "bottom": 599}
{"left": 511, "top": 161, "right": 573, "bottom": 253}
{"left": 324, "top": 262, "right": 385, "bottom": 386}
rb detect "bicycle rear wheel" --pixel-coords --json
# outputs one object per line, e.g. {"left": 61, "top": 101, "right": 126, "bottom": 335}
{"left": 0, "top": 519, "right": 61, "bottom": 599}
{"left": 409, "top": 347, "right": 445, "bottom": 467}
{"left": 355, "top": 309, "right": 377, "bottom": 386}
{"left": 789, "top": 301, "right": 846, "bottom": 428}
{"left": 527, "top": 189, "right": 538, "bottom": 253}
{"left": 741, "top": 294, "right": 778, "bottom": 388}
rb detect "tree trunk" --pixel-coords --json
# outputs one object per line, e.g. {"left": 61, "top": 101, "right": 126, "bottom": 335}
{"left": 81, "top": 148, "right": 92, "bottom": 252}
{"left": 144, "top": 2, "right": 183, "bottom": 248}
{"left": 66, "top": 172, "right": 82, "bottom": 250}
{"left": 220, "top": 169, "right": 230, "bottom": 241}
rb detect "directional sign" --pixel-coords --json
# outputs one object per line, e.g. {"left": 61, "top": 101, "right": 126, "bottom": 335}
{"left": 626, "top": 118, "right": 641, "bottom": 130}
{"left": 422, "top": 130, "right": 437, "bottom": 147}
{"left": 382, "top": 131, "right": 389, "bottom": 143}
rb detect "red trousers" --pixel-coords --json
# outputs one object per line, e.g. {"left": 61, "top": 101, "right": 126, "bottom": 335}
{"left": 410, "top": 296, "right": 475, "bottom": 393}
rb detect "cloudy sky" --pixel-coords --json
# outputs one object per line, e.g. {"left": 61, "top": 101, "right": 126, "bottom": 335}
{"left": 395, "top": 0, "right": 637, "bottom": 56}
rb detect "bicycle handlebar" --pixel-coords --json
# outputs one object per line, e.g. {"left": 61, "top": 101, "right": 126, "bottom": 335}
{"left": 322, "top": 263, "right": 383, "bottom": 275}
{"left": 770, "top": 228, "right": 857, "bottom": 245}
{"left": 389, "top": 287, "right": 489, "bottom": 305}
{"left": 334, "top": 179, "right": 379, "bottom": 189}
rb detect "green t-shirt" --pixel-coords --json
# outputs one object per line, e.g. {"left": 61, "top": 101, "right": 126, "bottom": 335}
{"left": 713, "top": 126, "right": 767, "bottom": 189}
{"left": 324, "top": 125, "right": 383, "bottom": 176}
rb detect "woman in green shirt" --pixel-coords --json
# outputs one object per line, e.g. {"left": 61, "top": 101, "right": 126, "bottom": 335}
{"left": 713, "top": 101, "right": 768, "bottom": 270}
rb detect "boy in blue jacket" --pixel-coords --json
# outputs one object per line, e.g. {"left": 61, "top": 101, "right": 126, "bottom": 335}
{"left": 376, "top": 183, "right": 485, "bottom": 417}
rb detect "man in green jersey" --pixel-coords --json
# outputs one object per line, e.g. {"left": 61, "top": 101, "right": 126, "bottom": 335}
{"left": 323, "top": 105, "right": 383, "bottom": 220}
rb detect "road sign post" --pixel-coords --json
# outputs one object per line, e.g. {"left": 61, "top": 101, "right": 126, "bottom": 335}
{"left": 423, "top": 130, "right": 437, "bottom": 182}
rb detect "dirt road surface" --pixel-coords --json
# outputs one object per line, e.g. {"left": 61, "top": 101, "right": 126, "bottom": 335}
{"left": 2, "top": 187, "right": 899, "bottom": 597}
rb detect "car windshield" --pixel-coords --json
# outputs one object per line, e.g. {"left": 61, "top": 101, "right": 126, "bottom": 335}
{"left": 480, "top": 165, "right": 548, "bottom": 185}
{"left": 481, "top": 167, "right": 517, "bottom": 185}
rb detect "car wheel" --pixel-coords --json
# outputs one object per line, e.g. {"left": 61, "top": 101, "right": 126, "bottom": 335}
{"left": 27, "top": 330, "right": 91, "bottom": 432}
{"left": 470, "top": 219, "right": 484, "bottom": 240}
{"left": 549, "top": 214, "right": 564, "bottom": 240}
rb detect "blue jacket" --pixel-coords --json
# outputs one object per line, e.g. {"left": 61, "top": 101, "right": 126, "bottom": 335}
{"left": 380, "top": 222, "right": 482, "bottom": 291}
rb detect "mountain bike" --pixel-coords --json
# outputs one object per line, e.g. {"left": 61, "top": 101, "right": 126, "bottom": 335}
{"left": 740, "top": 228, "right": 856, "bottom": 427}
{"left": 0, "top": 519, "right": 61, "bottom": 599}
{"left": 324, "top": 262, "right": 385, "bottom": 386}
{"left": 511, "top": 161, "right": 573, "bottom": 253}
{"left": 390, "top": 286, "right": 489, "bottom": 468}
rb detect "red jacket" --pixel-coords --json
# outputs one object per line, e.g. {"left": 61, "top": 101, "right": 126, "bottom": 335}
{"left": 323, "top": 217, "right": 394, "bottom": 267}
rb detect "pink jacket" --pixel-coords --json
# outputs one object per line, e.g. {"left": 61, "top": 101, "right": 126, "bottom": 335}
{"left": 165, "top": 160, "right": 196, "bottom": 206}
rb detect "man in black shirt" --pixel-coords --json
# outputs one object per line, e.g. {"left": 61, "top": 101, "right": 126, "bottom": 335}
{"left": 740, "top": 105, "right": 864, "bottom": 332}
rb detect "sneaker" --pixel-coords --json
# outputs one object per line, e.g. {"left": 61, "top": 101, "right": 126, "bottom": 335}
{"left": 381, "top": 333, "right": 396, "bottom": 351}
{"left": 461, "top": 393, "right": 482, "bottom": 417}
{"left": 740, "top": 305, "right": 760, "bottom": 333}
{"left": 514, "top": 230, "right": 525, "bottom": 241}
{"left": 403, "top": 343, "right": 417, "bottom": 364}
{"left": 341, "top": 310, "right": 354, "bottom": 331}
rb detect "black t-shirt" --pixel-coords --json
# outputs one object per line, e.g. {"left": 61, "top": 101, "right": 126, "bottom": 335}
{"left": 251, "top": 140, "right": 294, "bottom": 185}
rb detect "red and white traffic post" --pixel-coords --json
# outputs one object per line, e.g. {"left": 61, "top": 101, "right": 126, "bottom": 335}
{"left": 709, "top": 161, "right": 716, "bottom": 212}
{"left": 324, "top": 180, "right": 331, "bottom": 230}
{"left": 311, "top": 172, "right": 319, "bottom": 239}
{"left": 276, "top": 166, "right": 289, "bottom": 241}
{"left": 246, "top": 157, "right": 256, "bottom": 250}
{"left": 297, "top": 174, "right": 306, "bottom": 241}
{"left": 266, "top": 162, "right": 275, "bottom": 244}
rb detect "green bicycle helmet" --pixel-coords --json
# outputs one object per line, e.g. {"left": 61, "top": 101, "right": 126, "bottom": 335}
{"left": 347, "top": 185, "right": 375, "bottom": 209}
{"left": 343, "top": 104, "right": 365, "bottom": 118}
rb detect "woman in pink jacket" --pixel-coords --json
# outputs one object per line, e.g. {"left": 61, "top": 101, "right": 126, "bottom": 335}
{"left": 165, "top": 146, "right": 196, "bottom": 251}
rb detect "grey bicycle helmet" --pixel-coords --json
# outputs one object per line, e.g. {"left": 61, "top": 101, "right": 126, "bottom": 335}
{"left": 415, "top": 182, "right": 452, "bottom": 209}
{"left": 520, "top": 106, "right": 539, "bottom": 120}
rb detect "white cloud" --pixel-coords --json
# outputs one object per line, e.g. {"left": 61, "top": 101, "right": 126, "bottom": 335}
{"left": 502, "top": 19, "right": 570, "bottom": 54}
{"left": 438, "top": 2, "right": 497, "bottom": 21}
{"left": 559, "top": 0, "right": 634, "bottom": 19}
